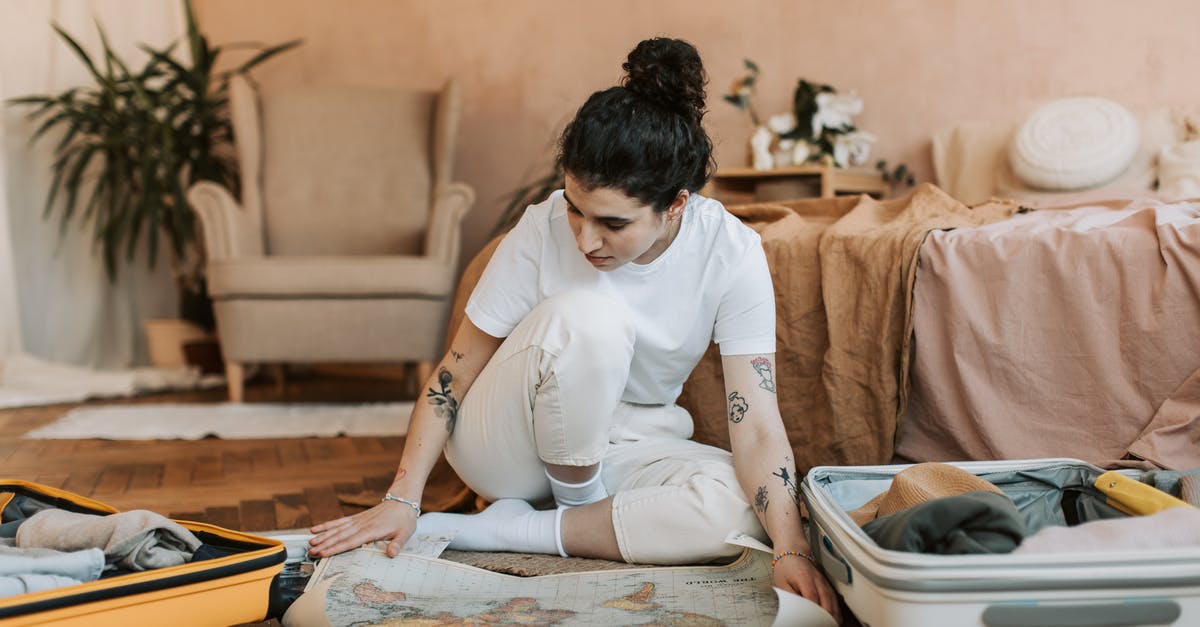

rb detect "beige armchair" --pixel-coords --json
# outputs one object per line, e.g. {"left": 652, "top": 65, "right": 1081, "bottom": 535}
{"left": 187, "top": 76, "right": 474, "bottom": 401}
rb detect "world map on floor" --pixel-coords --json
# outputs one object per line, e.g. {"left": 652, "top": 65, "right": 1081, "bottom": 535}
{"left": 288, "top": 544, "right": 781, "bottom": 626}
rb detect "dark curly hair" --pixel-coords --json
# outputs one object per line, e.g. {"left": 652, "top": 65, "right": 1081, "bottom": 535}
{"left": 557, "top": 38, "right": 715, "bottom": 212}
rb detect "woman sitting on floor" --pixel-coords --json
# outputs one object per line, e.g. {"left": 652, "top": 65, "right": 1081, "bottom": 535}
{"left": 308, "top": 36, "right": 839, "bottom": 620}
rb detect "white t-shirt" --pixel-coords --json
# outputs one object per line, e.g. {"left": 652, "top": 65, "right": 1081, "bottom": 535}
{"left": 466, "top": 190, "right": 775, "bottom": 405}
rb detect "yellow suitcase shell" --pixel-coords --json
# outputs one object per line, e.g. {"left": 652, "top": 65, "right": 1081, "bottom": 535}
{"left": 0, "top": 480, "right": 286, "bottom": 626}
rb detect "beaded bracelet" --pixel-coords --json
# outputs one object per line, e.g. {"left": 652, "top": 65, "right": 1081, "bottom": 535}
{"left": 772, "top": 550, "right": 816, "bottom": 569}
{"left": 381, "top": 493, "right": 421, "bottom": 516}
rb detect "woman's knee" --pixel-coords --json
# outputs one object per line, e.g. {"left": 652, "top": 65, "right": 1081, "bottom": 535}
{"left": 529, "top": 290, "right": 635, "bottom": 359}
{"left": 522, "top": 291, "right": 636, "bottom": 467}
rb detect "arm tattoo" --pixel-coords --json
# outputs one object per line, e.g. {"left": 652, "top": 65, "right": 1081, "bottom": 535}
{"left": 754, "top": 485, "right": 769, "bottom": 514}
{"left": 426, "top": 368, "right": 460, "bottom": 433}
{"left": 727, "top": 391, "right": 749, "bottom": 423}
{"left": 451, "top": 351, "right": 464, "bottom": 362}
{"left": 772, "top": 466, "right": 800, "bottom": 504}
{"left": 750, "top": 357, "right": 776, "bottom": 393}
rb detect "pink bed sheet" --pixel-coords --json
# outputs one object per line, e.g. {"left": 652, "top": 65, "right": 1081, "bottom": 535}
{"left": 896, "top": 199, "right": 1200, "bottom": 470}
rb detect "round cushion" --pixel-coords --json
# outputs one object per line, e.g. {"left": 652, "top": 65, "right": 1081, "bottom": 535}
{"left": 1008, "top": 97, "right": 1140, "bottom": 191}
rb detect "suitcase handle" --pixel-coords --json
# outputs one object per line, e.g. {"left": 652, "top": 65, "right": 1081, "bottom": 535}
{"left": 982, "top": 599, "right": 1181, "bottom": 626}
{"left": 819, "top": 534, "right": 852, "bottom": 586}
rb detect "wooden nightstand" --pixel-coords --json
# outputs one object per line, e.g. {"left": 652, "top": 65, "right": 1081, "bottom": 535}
{"left": 703, "top": 164, "right": 888, "bottom": 205}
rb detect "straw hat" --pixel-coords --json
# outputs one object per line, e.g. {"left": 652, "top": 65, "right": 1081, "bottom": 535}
{"left": 846, "top": 463, "right": 1004, "bottom": 526}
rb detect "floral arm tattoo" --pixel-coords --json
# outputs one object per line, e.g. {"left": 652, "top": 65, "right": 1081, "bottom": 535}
{"left": 727, "top": 391, "right": 749, "bottom": 423}
{"left": 750, "top": 356, "right": 776, "bottom": 393}
{"left": 754, "top": 485, "right": 769, "bottom": 514}
{"left": 426, "top": 368, "right": 460, "bottom": 433}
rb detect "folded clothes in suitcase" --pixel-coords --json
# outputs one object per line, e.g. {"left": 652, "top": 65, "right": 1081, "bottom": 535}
{"left": 0, "top": 480, "right": 286, "bottom": 626}
{"left": 801, "top": 458, "right": 1200, "bottom": 627}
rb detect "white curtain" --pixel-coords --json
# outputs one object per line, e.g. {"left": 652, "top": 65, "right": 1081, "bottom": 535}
{"left": 0, "top": 0, "right": 209, "bottom": 407}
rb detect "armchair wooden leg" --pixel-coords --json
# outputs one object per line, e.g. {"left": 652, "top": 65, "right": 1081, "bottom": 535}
{"left": 226, "top": 361, "right": 245, "bottom": 403}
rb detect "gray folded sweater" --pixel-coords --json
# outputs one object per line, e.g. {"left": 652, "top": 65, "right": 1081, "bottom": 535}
{"left": 862, "top": 490, "right": 1026, "bottom": 554}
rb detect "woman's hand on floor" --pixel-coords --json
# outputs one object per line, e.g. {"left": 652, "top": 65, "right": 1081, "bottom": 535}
{"left": 774, "top": 556, "right": 842, "bottom": 624}
{"left": 308, "top": 501, "right": 417, "bottom": 558}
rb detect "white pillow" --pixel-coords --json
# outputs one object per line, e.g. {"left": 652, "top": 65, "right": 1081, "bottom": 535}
{"left": 1009, "top": 97, "right": 1140, "bottom": 191}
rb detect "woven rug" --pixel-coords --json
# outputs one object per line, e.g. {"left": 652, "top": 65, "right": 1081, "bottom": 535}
{"left": 440, "top": 550, "right": 634, "bottom": 576}
{"left": 23, "top": 402, "right": 414, "bottom": 440}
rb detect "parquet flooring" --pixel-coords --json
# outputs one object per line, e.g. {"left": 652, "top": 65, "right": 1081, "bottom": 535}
{"left": 0, "top": 372, "right": 420, "bottom": 532}
{"left": 0, "top": 371, "right": 867, "bottom": 627}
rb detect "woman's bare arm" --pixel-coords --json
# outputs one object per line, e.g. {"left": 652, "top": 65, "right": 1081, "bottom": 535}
{"left": 722, "top": 353, "right": 840, "bottom": 622}
{"left": 308, "top": 319, "right": 503, "bottom": 557}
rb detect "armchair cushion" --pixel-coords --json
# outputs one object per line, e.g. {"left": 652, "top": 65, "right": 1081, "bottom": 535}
{"left": 208, "top": 256, "right": 455, "bottom": 299}
{"left": 257, "top": 85, "right": 436, "bottom": 256}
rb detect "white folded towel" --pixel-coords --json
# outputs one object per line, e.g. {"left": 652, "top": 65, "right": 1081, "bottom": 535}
{"left": 0, "top": 545, "right": 105, "bottom": 598}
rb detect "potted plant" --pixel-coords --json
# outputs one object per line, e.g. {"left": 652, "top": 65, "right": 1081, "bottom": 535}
{"left": 9, "top": 0, "right": 298, "bottom": 370}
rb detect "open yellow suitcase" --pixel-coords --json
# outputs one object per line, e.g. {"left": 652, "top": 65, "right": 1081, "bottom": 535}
{"left": 0, "top": 480, "right": 287, "bottom": 626}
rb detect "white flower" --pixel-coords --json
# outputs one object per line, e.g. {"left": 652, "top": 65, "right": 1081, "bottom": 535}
{"left": 832, "top": 131, "right": 876, "bottom": 167}
{"left": 767, "top": 112, "right": 797, "bottom": 136}
{"left": 811, "top": 91, "right": 863, "bottom": 137}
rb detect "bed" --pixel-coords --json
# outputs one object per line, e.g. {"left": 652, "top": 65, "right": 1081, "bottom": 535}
{"left": 896, "top": 199, "right": 1200, "bottom": 469}
{"left": 896, "top": 101, "right": 1200, "bottom": 470}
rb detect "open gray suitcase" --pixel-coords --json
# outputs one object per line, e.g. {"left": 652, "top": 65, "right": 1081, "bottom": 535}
{"left": 800, "top": 458, "right": 1200, "bottom": 627}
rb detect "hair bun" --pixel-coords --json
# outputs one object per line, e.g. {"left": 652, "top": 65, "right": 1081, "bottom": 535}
{"left": 622, "top": 38, "right": 707, "bottom": 124}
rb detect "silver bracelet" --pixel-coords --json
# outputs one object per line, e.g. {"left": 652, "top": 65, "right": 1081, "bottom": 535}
{"left": 381, "top": 492, "right": 421, "bottom": 516}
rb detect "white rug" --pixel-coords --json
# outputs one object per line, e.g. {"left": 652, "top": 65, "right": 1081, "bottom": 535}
{"left": 0, "top": 354, "right": 223, "bottom": 409}
{"left": 24, "top": 402, "right": 414, "bottom": 440}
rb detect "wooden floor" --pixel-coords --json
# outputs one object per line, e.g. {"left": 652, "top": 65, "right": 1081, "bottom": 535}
{"left": 0, "top": 371, "right": 866, "bottom": 627}
{"left": 0, "top": 371, "right": 420, "bottom": 532}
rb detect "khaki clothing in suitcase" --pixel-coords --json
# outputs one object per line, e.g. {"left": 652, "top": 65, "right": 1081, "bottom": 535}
{"left": 0, "top": 480, "right": 285, "bottom": 626}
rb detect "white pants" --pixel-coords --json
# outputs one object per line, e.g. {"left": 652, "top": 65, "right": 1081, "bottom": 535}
{"left": 445, "top": 291, "right": 766, "bottom": 564}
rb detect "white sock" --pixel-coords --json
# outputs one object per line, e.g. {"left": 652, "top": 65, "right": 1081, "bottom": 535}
{"left": 545, "top": 463, "right": 608, "bottom": 507}
{"left": 415, "top": 499, "right": 568, "bottom": 557}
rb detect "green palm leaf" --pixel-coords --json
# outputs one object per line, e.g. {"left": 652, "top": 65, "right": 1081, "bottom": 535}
{"left": 15, "top": 0, "right": 298, "bottom": 322}
{"left": 50, "top": 24, "right": 105, "bottom": 85}
{"left": 235, "top": 39, "right": 302, "bottom": 74}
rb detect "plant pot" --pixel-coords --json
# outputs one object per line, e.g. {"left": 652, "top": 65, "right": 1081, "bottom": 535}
{"left": 144, "top": 318, "right": 214, "bottom": 369}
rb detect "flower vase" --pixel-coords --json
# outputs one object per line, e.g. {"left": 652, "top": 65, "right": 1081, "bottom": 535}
{"left": 749, "top": 126, "right": 773, "bottom": 171}
{"left": 772, "top": 139, "right": 797, "bottom": 169}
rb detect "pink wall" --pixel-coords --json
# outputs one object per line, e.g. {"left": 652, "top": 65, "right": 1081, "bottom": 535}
{"left": 195, "top": 0, "right": 1200, "bottom": 265}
